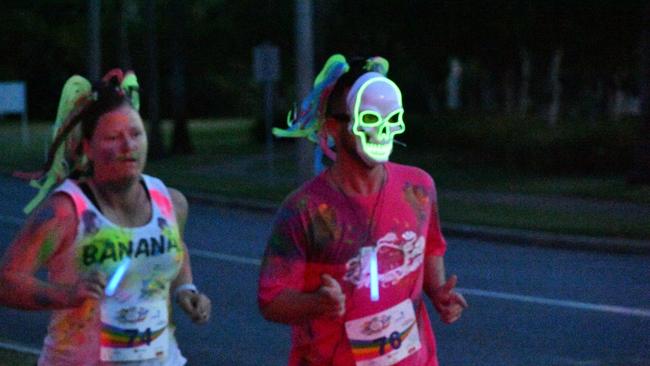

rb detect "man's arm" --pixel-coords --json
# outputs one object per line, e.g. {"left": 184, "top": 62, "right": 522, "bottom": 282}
{"left": 258, "top": 197, "right": 347, "bottom": 324}
{"left": 423, "top": 255, "right": 468, "bottom": 324}
{"left": 260, "top": 274, "right": 345, "bottom": 324}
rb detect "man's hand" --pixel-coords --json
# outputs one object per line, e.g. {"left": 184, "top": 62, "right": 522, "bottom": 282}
{"left": 318, "top": 274, "right": 346, "bottom": 318}
{"left": 177, "top": 290, "right": 211, "bottom": 324}
{"left": 431, "top": 275, "right": 467, "bottom": 324}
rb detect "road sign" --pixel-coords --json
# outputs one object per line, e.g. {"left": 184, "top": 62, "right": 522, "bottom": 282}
{"left": 253, "top": 43, "right": 280, "bottom": 83}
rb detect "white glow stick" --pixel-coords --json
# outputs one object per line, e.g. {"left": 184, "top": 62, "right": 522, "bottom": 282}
{"left": 105, "top": 258, "right": 131, "bottom": 297}
{"left": 370, "top": 247, "right": 379, "bottom": 302}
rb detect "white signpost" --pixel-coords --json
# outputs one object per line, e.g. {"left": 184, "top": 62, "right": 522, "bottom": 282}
{"left": 0, "top": 81, "right": 29, "bottom": 145}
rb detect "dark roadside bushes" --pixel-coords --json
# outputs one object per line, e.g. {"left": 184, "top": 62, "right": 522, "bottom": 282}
{"left": 403, "top": 112, "right": 639, "bottom": 175}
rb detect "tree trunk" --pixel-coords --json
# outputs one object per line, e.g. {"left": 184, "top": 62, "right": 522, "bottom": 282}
{"left": 145, "top": 0, "right": 164, "bottom": 159}
{"left": 609, "top": 75, "right": 626, "bottom": 121}
{"left": 170, "top": 0, "right": 193, "bottom": 155}
{"left": 547, "top": 49, "right": 563, "bottom": 127}
{"left": 446, "top": 58, "right": 462, "bottom": 110}
{"left": 627, "top": 4, "right": 650, "bottom": 184}
{"left": 503, "top": 67, "right": 515, "bottom": 115}
{"left": 480, "top": 74, "right": 496, "bottom": 112}
{"left": 116, "top": 0, "right": 132, "bottom": 70}
{"left": 588, "top": 79, "right": 605, "bottom": 124}
{"left": 519, "top": 48, "right": 531, "bottom": 117}
{"left": 87, "top": 0, "right": 101, "bottom": 82}
{"left": 420, "top": 78, "right": 440, "bottom": 114}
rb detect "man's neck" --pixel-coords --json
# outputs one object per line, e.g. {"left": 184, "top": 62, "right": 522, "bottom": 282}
{"left": 330, "top": 155, "right": 386, "bottom": 196}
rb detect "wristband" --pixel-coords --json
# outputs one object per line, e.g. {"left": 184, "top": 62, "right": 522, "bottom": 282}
{"left": 174, "top": 283, "right": 198, "bottom": 301}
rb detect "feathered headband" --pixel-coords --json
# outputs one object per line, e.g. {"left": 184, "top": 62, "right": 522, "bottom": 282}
{"left": 272, "top": 54, "right": 390, "bottom": 162}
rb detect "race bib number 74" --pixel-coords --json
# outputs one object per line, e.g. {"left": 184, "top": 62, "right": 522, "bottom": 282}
{"left": 100, "top": 300, "right": 169, "bottom": 362}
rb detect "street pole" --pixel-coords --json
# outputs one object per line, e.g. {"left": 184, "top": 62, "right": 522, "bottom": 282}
{"left": 295, "top": 0, "right": 314, "bottom": 183}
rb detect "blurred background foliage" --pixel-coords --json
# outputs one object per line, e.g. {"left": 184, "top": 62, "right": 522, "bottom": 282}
{"left": 0, "top": 0, "right": 648, "bottom": 176}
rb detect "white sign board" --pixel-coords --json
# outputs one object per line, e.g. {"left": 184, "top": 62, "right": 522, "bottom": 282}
{"left": 0, "top": 81, "right": 29, "bottom": 144}
{"left": 0, "top": 82, "right": 26, "bottom": 115}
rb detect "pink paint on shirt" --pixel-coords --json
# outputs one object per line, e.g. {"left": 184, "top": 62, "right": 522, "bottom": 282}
{"left": 259, "top": 162, "right": 447, "bottom": 365}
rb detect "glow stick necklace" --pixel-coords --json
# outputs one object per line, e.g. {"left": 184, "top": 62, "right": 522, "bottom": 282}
{"left": 330, "top": 166, "right": 386, "bottom": 302}
{"left": 369, "top": 246, "right": 379, "bottom": 301}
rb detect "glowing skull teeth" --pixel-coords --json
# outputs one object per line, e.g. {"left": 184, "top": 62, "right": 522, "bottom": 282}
{"left": 363, "top": 142, "right": 392, "bottom": 162}
{"left": 367, "top": 142, "right": 390, "bottom": 151}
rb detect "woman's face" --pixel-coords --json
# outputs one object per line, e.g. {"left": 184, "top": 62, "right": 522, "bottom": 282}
{"left": 84, "top": 104, "right": 148, "bottom": 186}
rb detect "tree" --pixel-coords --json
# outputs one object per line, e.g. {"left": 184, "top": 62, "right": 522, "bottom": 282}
{"left": 169, "top": 0, "right": 192, "bottom": 155}
{"left": 547, "top": 49, "right": 562, "bottom": 127}
{"left": 519, "top": 48, "right": 531, "bottom": 117}
{"left": 627, "top": 3, "right": 650, "bottom": 184}
{"left": 87, "top": 0, "right": 101, "bottom": 82}
{"left": 144, "top": 0, "right": 164, "bottom": 159}
{"left": 116, "top": 0, "right": 132, "bottom": 70}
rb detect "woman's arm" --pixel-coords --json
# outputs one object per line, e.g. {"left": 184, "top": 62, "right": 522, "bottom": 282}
{"left": 0, "top": 193, "right": 105, "bottom": 310}
{"left": 168, "top": 188, "right": 211, "bottom": 324}
{"left": 169, "top": 188, "right": 193, "bottom": 290}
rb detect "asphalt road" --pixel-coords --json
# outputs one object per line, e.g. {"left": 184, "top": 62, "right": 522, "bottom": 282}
{"left": 0, "top": 175, "right": 648, "bottom": 365}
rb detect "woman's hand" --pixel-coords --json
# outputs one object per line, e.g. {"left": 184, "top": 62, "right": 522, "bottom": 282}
{"left": 66, "top": 271, "right": 107, "bottom": 307}
{"left": 177, "top": 290, "right": 211, "bottom": 324}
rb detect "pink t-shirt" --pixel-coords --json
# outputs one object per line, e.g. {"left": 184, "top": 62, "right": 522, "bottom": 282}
{"left": 258, "top": 162, "right": 447, "bottom": 366}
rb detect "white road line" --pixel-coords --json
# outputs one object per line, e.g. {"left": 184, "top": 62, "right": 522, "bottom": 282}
{"left": 457, "top": 288, "right": 650, "bottom": 318}
{"left": 0, "top": 340, "right": 40, "bottom": 355}
{"left": 2, "top": 214, "right": 648, "bottom": 319}
{"left": 189, "top": 249, "right": 650, "bottom": 318}
{"left": 191, "top": 248, "right": 262, "bottom": 266}
{"left": 0, "top": 215, "right": 23, "bottom": 226}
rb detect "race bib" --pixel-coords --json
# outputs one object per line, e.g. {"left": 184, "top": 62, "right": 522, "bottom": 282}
{"left": 100, "top": 300, "right": 169, "bottom": 362}
{"left": 345, "top": 299, "right": 421, "bottom": 366}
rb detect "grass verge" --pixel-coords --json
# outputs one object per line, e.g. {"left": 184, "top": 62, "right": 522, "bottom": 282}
{"left": 1, "top": 118, "right": 648, "bottom": 240}
{"left": 0, "top": 337, "right": 38, "bottom": 366}
{"left": 0, "top": 348, "right": 37, "bottom": 366}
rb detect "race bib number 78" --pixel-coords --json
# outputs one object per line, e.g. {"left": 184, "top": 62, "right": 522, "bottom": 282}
{"left": 345, "top": 299, "right": 421, "bottom": 366}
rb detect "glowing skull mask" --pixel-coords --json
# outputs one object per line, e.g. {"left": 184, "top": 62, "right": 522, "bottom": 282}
{"left": 345, "top": 72, "right": 405, "bottom": 165}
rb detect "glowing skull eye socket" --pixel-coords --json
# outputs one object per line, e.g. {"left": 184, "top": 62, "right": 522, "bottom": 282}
{"left": 362, "top": 114, "right": 379, "bottom": 123}
{"left": 386, "top": 110, "right": 403, "bottom": 124}
{"left": 359, "top": 111, "right": 382, "bottom": 127}
{"left": 357, "top": 109, "right": 404, "bottom": 129}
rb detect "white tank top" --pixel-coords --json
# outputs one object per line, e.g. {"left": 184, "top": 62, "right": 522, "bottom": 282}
{"left": 39, "top": 175, "right": 186, "bottom": 366}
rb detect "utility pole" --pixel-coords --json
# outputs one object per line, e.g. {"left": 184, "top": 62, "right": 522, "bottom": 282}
{"left": 295, "top": 0, "right": 315, "bottom": 183}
